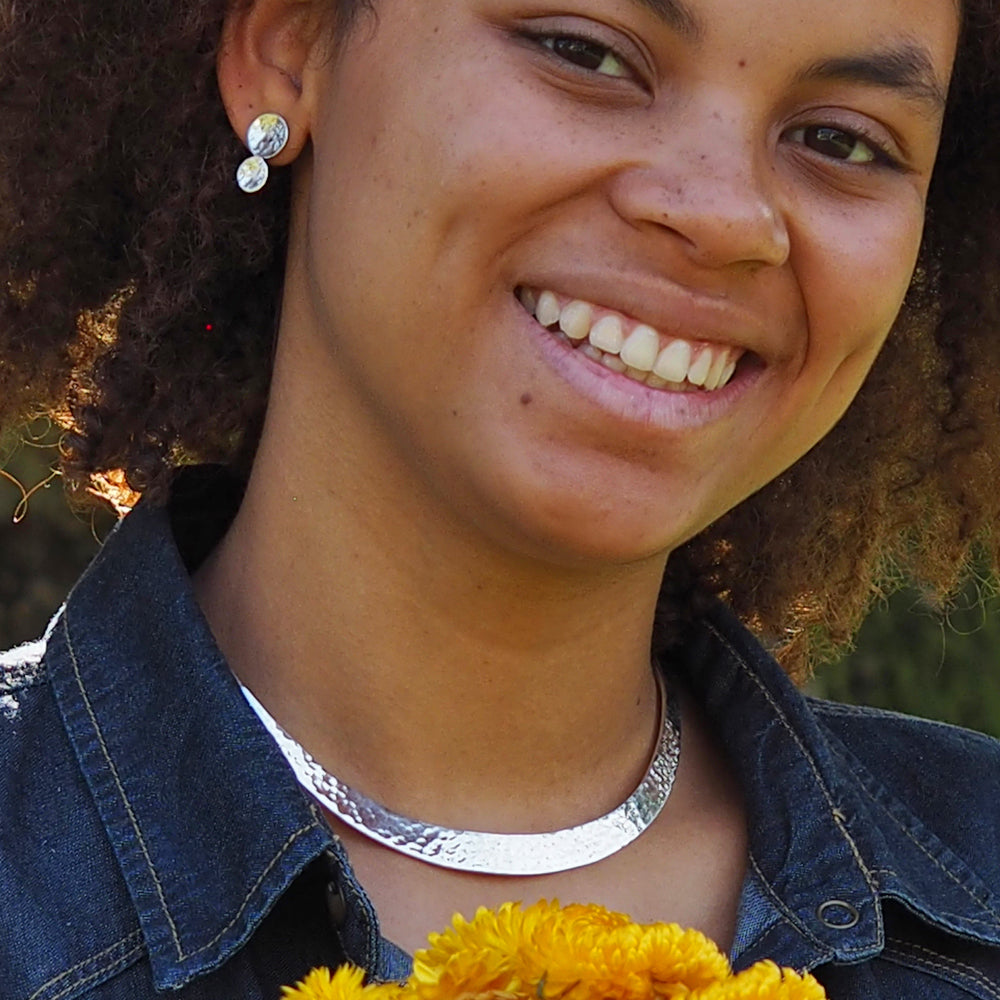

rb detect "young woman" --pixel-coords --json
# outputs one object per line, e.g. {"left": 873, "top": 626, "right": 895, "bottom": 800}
{"left": 2, "top": 0, "right": 999, "bottom": 996}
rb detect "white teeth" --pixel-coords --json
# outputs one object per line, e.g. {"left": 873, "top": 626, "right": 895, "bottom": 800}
{"left": 653, "top": 340, "right": 692, "bottom": 383}
{"left": 559, "top": 300, "right": 592, "bottom": 341}
{"left": 536, "top": 291, "right": 561, "bottom": 327}
{"left": 619, "top": 324, "right": 659, "bottom": 372}
{"left": 589, "top": 315, "right": 625, "bottom": 354}
{"left": 521, "top": 287, "right": 743, "bottom": 393}
{"left": 686, "top": 349, "right": 713, "bottom": 387}
{"left": 703, "top": 350, "right": 729, "bottom": 391}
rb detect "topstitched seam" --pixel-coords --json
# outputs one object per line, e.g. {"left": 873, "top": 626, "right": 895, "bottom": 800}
{"left": 810, "top": 700, "right": 999, "bottom": 751}
{"left": 704, "top": 622, "right": 883, "bottom": 916}
{"left": 62, "top": 613, "right": 185, "bottom": 957}
{"left": 745, "top": 851, "right": 833, "bottom": 953}
{"left": 179, "top": 820, "right": 319, "bottom": 959}
{"left": 849, "top": 764, "right": 1000, "bottom": 925}
{"left": 26, "top": 931, "right": 144, "bottom": 1000}
{"left": 883, "top": 939, "right": 1000, "bottom": 998}
{"left": 62, "top": 608, "right": 324, "bottom": 964}
{"left": 39, "top": 944, "right": 145, "bottom": 1000}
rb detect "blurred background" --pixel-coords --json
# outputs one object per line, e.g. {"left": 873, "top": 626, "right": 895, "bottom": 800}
{"left": 4, "top": 428, "right": 1000, "bottom": 737}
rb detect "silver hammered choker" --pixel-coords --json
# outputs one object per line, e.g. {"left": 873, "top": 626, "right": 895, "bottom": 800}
{"left": 240, "top": 671, "right": 680, "bottom": 876}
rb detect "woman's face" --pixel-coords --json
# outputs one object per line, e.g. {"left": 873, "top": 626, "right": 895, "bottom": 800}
{"left": 288, "top": 0, "right": 958, "bottom": 565}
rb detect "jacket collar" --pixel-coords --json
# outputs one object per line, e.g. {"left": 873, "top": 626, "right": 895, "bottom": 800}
{"left": 680, "top": 604, "right": 1000, "bottom": 971}
{"left": 45, "top": 502, "right": 336, "bottom": 990}
{"left": 45, "top": 494, "right": 1000, "bottom": 986}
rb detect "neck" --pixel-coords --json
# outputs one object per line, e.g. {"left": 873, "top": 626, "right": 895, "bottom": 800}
{"left": 195, "top": 339, "right": 672, "bottom": 834}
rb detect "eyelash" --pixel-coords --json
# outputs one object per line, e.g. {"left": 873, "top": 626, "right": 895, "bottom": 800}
{"left": 786, "top": 123, "right": 903, "bottom": 171}
{"left": 522, "top": 28, "right": 904, "bottom": 171}
{"left": 521, "top": 28, "right": 641, "bottom": 85}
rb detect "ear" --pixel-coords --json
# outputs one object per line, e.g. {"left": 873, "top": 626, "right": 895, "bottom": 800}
{"left": 217, "top": 0, "right": 324, "bottom": 166}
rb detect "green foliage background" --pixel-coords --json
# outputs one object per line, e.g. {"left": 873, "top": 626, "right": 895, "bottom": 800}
{"left": 3, "top": 437, "right": 1000, "bottom": 737}
{"left": 808, "top": 585, "right": 1000, "bottom": 737}
{"left": 1, "top": 430, "right": 113, "bottom": 649}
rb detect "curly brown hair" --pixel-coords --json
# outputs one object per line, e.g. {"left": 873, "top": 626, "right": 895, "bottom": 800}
{"left": 2, "top": 0, "right": 999, "bottom": 677}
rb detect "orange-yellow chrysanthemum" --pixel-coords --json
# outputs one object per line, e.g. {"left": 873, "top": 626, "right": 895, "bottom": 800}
{"left": 282, "top": 966, "right": 404, "bottom": 1000}
{"left": 281, "top": 902, "right": 827, "bottom": 1000}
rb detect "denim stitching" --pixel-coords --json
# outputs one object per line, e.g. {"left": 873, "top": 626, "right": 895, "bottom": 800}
{"left": 870, "top": 869, "right": 898, "bottom": 879}
{"left": 62, "top": 613, "right": 185, "bottom": 957}
{"left": 937, "top": 915, "right": 1000, "bottom": 931}
{"left": 845, "top": 751, "right": 1000, "bottom": 926}
{"left": 41, "top": 945, "right": 144, "bottom": 1000}
{"left": 181, "top": 820, "right": 319, "bottom": 959}
{"left": 883, "top": 939, "right": 1000, "bottom": 998}
{"left": 704, "top": 622, "right": 884, "bottom": 959}
{"left": 63, "top": 611, "right": 323, "bottom": 963}
{"left": 745, "top": 851, "right": 834, "bottom": 953}
{"left": 26, "top": 930, "right": 143, "bottom": 1000}
{"left": 810, "top": 701, "right": 998, "bottom": 753}
{"left": 813, "top": 700, "right": 1000, "bottom": 928}
{"left": 704, "top": 624, "right": 882, "bottom": 896}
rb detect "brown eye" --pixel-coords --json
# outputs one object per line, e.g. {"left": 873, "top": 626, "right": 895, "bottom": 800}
{"left": 788, "top": 124, "right": 884, "bottom": 165}
{"left": 550, "top": 37, "right": 605, "bottom": 70}
{"left": 541, "top": 36, "right": 629, "bottom": 78}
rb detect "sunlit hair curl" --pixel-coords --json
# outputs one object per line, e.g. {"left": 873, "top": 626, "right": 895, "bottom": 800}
{"left": 1, "top": 0, "right": 999, "bottom": 677}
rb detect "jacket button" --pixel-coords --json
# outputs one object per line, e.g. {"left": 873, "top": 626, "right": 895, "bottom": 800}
{"left": 327, "top": 882, "right": 348, "bottom": 929}
{"left": 817, "top": 899, "right": 860, "bottom": 929}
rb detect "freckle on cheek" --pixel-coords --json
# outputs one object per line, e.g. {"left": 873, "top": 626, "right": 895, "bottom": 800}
{"left": 520, "top": 392, "right": 533, "bottom": 406}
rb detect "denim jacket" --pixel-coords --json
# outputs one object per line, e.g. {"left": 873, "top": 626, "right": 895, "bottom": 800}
{"left": 3, "top": 498, "right": 1000, "bottom": 999}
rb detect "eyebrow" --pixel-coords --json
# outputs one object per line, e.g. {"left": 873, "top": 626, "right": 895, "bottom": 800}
{"left": 627, "top": 0, "right": 704, "bottom": 40}
{"left": 620, "top": 5, "right": 948, "bottom": 116}
{"left": 796, "top": 44, "right": 949, "bottom": 116}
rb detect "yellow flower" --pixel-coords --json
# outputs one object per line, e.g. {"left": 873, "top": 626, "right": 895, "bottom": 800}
{"left": 282, "top": 966, "right": 404, "bottom": 1000}
{"left": 281, "top": 902, "right": 827, "bottom": 1000}
{"left": 686, "top": 962, "right": 829, "bottom": 1000}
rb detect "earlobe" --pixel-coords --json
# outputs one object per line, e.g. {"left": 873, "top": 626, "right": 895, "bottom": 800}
{"left": 216, "top": 0, "right": 322, "bottom": 168}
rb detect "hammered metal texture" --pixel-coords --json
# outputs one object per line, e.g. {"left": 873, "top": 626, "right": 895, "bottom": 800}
{"left": 246, "top": 113, "right": 289, "bottom": 160}
{"left": 237, "top": 156, "right": 269, "bottom": 194}
{"left": 242, "top": 673, "right": 680, "bottom": 876}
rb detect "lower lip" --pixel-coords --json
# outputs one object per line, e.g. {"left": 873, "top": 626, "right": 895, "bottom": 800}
{"left": 521, "top": 304, "right": 761, "bottom": 432}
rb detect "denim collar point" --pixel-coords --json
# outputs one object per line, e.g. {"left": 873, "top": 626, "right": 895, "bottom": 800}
{"left": 44, "top": 506, "right": 338, "bottom": 989}
{"left": 681, "top": 606, "right": 1000, "bottom": 968}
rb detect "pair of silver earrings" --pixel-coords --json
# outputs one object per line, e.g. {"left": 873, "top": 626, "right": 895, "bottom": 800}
{"left": 236, "top": 112, "right": 290, "bottom": 194}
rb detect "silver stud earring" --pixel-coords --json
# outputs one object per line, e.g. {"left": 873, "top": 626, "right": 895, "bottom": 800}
{"left": 236, "top": 113, "right": 290, "bottom": 194}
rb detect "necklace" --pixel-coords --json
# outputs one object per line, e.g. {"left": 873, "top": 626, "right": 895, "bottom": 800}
{"left": 240, "top": 670, "right": 680, "bottom": 876}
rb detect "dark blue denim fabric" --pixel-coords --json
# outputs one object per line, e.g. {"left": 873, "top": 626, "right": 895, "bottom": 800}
{"left": 2, "top": 499, "right": 1000, "bottom": 998}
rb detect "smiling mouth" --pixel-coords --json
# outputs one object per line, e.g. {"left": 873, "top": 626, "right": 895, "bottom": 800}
{"left": 517, "top": 286, "right": 747, "bottom": 393}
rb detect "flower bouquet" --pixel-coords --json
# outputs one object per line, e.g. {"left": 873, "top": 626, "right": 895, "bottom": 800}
{"left": 282, "top": 900, "right": 826, "bottom": 1000}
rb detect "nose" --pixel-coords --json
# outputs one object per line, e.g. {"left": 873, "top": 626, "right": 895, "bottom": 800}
{"left": 607, "top": 116, "right": 791, "bottom": 271}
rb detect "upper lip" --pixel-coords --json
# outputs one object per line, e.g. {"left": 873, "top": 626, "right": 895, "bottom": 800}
{"left": 516, "top": 273, "right": 777, "bottom": 359}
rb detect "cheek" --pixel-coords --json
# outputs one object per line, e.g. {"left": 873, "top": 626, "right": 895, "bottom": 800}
{"left": 796, "top": 193, "right": 926, "bottom": 370}
{"left": 755, "top": 195, "right": 926, "bottom": 460}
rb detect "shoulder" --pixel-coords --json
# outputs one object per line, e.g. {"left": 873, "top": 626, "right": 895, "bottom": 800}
{"left": 809, "top": 695, "right": 1000, "bottom": 796}
{"left": 0, "top": 626, "right": 147, "bottom": 1000}
{"left": 809, "top": 697, "right": 1000, "bottom": 892}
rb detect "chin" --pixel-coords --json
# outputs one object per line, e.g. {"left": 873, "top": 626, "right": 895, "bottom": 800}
{"left": 491, "top": 503, "right": 685, "bottom": 571}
